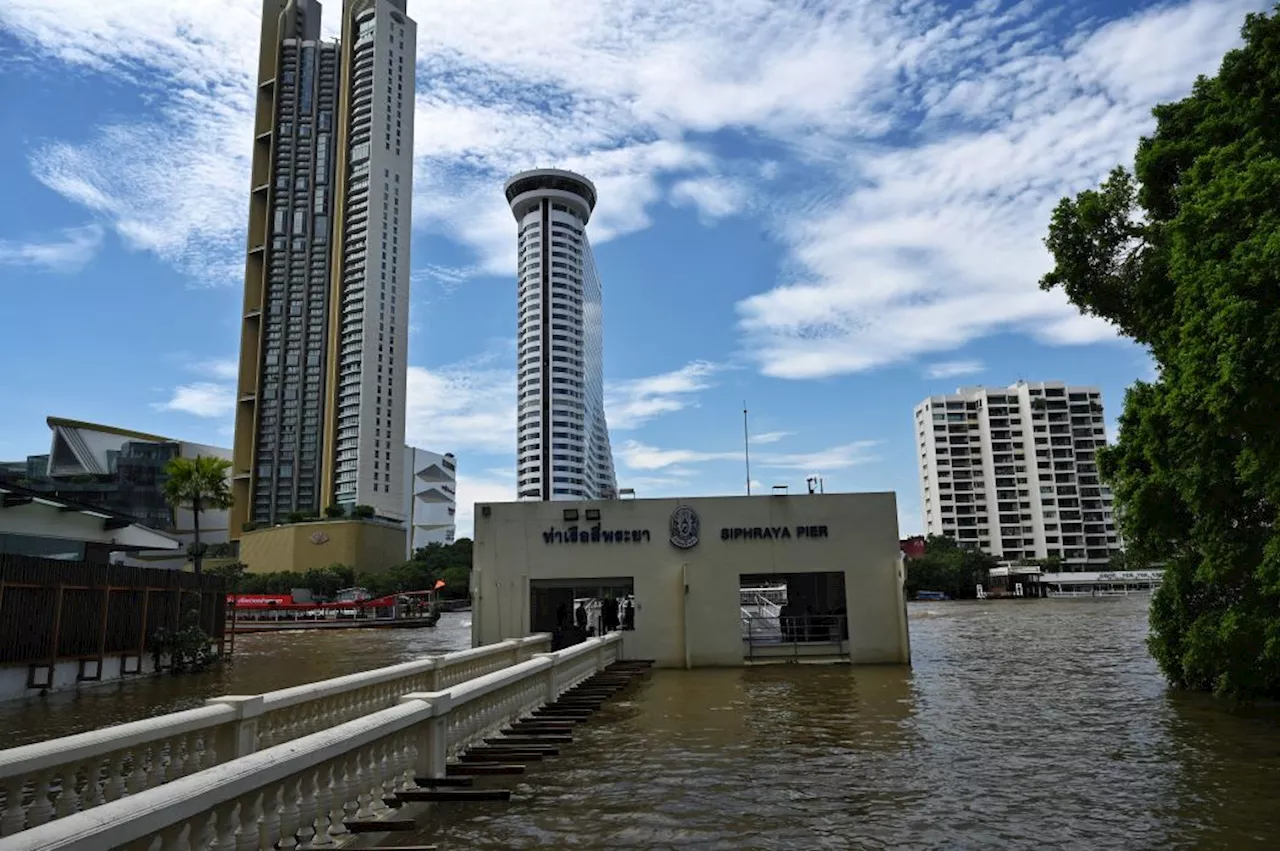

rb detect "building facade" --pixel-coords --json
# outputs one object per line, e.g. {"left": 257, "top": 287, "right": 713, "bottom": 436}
{"left": 231, "top": 0, "right": 415, "bottom": 538}
{"left": 403, "top": 447, "right": 457, "bottom": 555}
{"left": 914, "top": 381, "right": 1120, "bottom": 569}
{"left": 471, "top": 493, "right": 910, "bottom": 668}
{"left": 0, "top": 417, "right": 231, "bottom": 559}
{"left": 504, "top": 169, "right": 617, "bottom": 501}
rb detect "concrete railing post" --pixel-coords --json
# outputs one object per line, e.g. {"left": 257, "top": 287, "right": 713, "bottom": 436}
{"left": 204, "top": 695, "right": 266, "bottom": 761}
{"left": 426, "top": 658, "right": 442, "bottom": 692}
{"left": 399, "top": 692, "right": 452, "bottom": 780}
{"left": 531, "top": 653, "right": 559, "bottom": 703}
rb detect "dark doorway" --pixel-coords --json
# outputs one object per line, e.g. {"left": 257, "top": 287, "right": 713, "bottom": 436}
{"left": 530, "top": 577, "right": 635, "bottom": 650}
{"left": 740, "top": 572, "right": 848, "bottom": 648}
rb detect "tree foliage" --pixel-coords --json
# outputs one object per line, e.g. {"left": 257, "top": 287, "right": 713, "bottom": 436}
{"left": 226, "top": 540, "right": 474, "bottom": 600}
{"left": 1040, "top": 8, "right": 1280, "bottom": 699}
{"left": 162, "top": 455, "right": 233, "bottom": 575}
{"left": 904, "top": 535, "right": 999, "bottom": 599}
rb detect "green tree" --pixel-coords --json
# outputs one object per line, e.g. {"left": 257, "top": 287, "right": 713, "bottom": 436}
{"left": 162, "top": 455, "right": 233, "bottom": 575}
{"left": 1040, "top": 7, "right": 1280, "bottom": 700}
{"left": 905, "top": 535, "right": 997, "bottom": 599}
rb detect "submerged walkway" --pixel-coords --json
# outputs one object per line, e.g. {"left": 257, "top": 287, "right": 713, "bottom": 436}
{"left": 0, "top": 632, "right": 636, "bottom": 850}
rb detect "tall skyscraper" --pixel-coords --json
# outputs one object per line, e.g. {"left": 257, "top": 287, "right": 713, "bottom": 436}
{"left": 914, "top": 381, "right": 1120, "bottom": 569}
{"left": 231, "top": 0, "right": 415, "bottom": 538}
{"left": 504, "top": 169, "right": 617, "bottom": 501}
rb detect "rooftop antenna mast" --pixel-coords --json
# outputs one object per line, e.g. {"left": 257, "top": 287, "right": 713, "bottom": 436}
{"left": 743, "top": 402, "right": 752, "bottom": 496}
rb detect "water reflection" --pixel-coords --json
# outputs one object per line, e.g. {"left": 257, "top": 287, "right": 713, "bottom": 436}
{"left": 0, "top": 613, "right": 474, "bottom": 747}
{"left": 4, "top": 600, "right": 1279, "bottom": 849}
{"left": 381, "top": 598, "right": 1279, "bottom": 851}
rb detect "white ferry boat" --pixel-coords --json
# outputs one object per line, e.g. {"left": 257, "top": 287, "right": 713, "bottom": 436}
{"left": 1041, "top": 570, "right": 1163, "bottom": 598}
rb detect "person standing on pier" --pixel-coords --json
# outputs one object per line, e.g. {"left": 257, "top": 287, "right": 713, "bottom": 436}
{"left": 575, "top": 601, "right": 589, "bottom": 633}
{"left": 622, "top": 598, "right": 635, "bottom": 631}
{"left": 602, "top": 595, "right": 620, "bottom": 634}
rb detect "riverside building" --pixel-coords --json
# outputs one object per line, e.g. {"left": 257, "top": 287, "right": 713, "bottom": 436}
{"left": 470, "top": 493, "right": 911, "bottom": 667}
{"left": 231, "top": 0, "right": 416, "bottom": 541}
{"left": 914, "top": 381, "right": 1120, "bottom": 570}
{"left": 403, "top": 447, "right": 457, "bottom": 555}
{"left": 504, "top": 169, "right": 617, "bottom": 502}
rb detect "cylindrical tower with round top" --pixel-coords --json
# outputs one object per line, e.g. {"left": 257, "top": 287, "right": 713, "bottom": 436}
{"left": 505, "top": 169, "right": 616, "bottom": 502}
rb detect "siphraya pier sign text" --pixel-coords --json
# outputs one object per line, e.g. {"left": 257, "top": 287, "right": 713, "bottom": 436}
{"left": 721, "top": 525, "right": 829, "bottom": 541}
{"left": 543, "top": 525, "right": 652, "bottom": 545}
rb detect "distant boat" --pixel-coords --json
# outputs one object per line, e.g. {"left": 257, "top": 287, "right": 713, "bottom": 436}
{"left": 915, "top": 590, "right": 950, "bottom": 601}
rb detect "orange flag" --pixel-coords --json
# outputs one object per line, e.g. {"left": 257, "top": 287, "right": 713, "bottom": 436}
{"left": 434, "top": 579, "right": 446, "bottom": 589}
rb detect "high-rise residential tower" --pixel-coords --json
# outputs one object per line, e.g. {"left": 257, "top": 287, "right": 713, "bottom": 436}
{"left": 231, "top": 0, "right": 415, "bottom": 538}
{"left": 913, "top": 381, "right": 1121, "bottom": 569}
{"left": 504, "top": 169, "right": 617, "bottom": 501}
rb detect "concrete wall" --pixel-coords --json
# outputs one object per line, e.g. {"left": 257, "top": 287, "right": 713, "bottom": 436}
{"left": 239, "top": 519, "right": 406, "bottom": 574}
{"left": 471, "top": 493, "right": 910, "bottom": 668}
{"left": 0, "top": 654, "right": 164, "bottom": 704}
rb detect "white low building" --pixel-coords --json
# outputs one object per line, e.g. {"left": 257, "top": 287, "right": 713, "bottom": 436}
{"left": 471, "top": 492, "right": 911, "bottom": 668}
{"left": 403, "top": 447, "right": 457, "bottom": 556}
{"left": 7, "top": 417, "right": 231, "bottom": 570}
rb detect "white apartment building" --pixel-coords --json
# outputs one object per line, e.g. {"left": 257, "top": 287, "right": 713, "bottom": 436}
{"left": 914, "top": 381, "right": 1120, "bottom": 569}
{"left": 404, "top": 447, "right": 457, "bottom": 556}
{"left": 232, "top": 0, "right": 416, "bottom": 535}
{"left": 328, "top": 0, "right": 416, "bottom": 521}
{"left": 504, "top": 169, "right": 618, "bottom": 501}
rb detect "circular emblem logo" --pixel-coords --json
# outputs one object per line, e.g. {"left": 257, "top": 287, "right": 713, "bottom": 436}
{"left": 309, "top": 531, "right": 330, "bottom": 545}
{"left": 669, "top": 505, "right": 700, "bottom": 550}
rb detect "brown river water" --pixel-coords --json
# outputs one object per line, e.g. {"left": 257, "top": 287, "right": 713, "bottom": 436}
{"left": 3, "top": 602, "right": 1279, "bottom": 850}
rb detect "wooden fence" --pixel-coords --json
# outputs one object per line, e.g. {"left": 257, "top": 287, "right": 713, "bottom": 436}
{"left": 0, "top": 555, "right": 226, "bottom": 686}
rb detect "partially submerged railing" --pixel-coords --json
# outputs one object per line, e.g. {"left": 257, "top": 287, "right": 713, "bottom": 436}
{"left": 742, "top": 615, "right": 848, "bottom": 660}
{"left": 0, "top": 633, "right": 623, "bottom": 851}
{"left": 0, "top": 634, "right": 550, "bottom": 837}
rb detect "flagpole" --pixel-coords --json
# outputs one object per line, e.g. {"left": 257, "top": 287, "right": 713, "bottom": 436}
{"left": 743, "top": 403, "right": 752, "bottom": 496}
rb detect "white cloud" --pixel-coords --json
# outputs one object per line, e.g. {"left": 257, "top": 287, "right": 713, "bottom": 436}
{"left": 617, "top": 438, "right": 878, "bottom": 472}
{"left": 606, "top": 360, "right": 720, "bottom": 430}
{"left": 153, "top": 382, "right": 235, "bottom": 418}
{"left": 0, "top": 224, "right": 103, "bottom": 273}
{"left": 750, "top": 431, "right": 792, "bottom": 445}
{"left": 669, "top": 176, "right": 748, "bottom": 222}
{"left": 2, "top": 0, "right": 1262, "bottom": 374}
{"left": 736, "top": 0, "right": 1262, "bottom": 379}
{"left": 616, "top": 440, "right": 741, "bottom": 471}
{"left": 405, "top": 359, "right": 515, "bottom": 455}
{"left": 192, "top": 359, "right": 238, "bottom": 381}
{"left": 925, "top": 360, "right": 984, "bottom": 379}
{"left": 758, "top": 441, "right": 880, "bottom": 470}
{"left": 453, "top": 472, "right": 515, "bottom": 539}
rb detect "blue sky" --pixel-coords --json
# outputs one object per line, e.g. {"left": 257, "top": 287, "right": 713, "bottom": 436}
{"left": 0, "top": 0, "right": 1264, "bottom": 537}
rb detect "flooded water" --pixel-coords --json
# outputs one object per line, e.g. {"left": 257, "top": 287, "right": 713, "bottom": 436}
{"left": 377, "top": 598, "right": 1280, "bottom": 851}
{"left": 1, "top": 613, "right": 473, "bottom": 747}
{"left": 5, "top": 601, "right": 1279, "bottom": 849}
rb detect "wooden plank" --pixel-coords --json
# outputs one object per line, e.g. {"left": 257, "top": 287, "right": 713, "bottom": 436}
{"left": 397, "top": 788, "right": 511, "bottom": 803}
{"left": 95, "top": 585, "right": 112, "bottom": 675}
{"left": 485, "top": 735, "right": 573, "bottom": 745}
{"left": 508, "top": 722, "right": 578, "bottom": 732}
{"left": 446, "top": 763, "right": 526, "bottom": 776}
{"left": 343, "top": 818, "right": 417, "bottom": 833}
{"left": 414, "top": 776, "right": 474, "bottom": 788}
{"left": 461, "top": 750, "right": 545, "bottom": 763}
{"left": 47, "top": 582, "right": 65, "bottom": 670}
{"left": 472, "top": 744, "right": 559, "bottom": 756}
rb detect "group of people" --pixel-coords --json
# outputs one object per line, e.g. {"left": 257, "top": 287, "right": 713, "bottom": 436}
{"left": 556, "top": 596, "right": 635, "bottom": 636}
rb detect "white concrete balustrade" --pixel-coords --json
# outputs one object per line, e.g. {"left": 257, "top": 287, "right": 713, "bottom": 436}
{"left": 0, "top": 635, "right": 549, "bottom": 838}
{"left": 0, "top": 632, "right": 622, "bottom": 851}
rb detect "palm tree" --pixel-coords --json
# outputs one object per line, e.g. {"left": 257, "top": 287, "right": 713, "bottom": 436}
{"left": 163, "top": 455, "right": 233, "bottom": 575}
